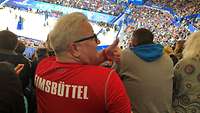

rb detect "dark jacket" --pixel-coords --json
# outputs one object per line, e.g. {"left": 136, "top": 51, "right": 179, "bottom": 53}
{"left": 0, "top": 52, "right": 31, "bottom": 90}
{"left": 0, "top": 62, "right": 25, "bottom": 113}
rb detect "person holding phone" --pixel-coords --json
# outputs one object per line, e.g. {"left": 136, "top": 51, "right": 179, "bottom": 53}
{"left": 35, "top": 12, "right": 131, "bottom": 113}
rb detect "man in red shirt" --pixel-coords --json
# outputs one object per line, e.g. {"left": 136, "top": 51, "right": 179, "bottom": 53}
{"left": 35, "top": 12, "right": 131, "bottom": 113}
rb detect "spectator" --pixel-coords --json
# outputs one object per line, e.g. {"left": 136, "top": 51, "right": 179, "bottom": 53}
{"left": 35, "top": 12, "right": 131, "bottom": 113}
{"left": 0, "top": 30, "right": 31, "bottom": 90}
{"left": 15, "top": 41, "right": 32, "bottom": 68}
{"left": 149, "top": 0, "right": 200, "bottom": 17}
{"left": 34, "top": 48, "right": 48, "bottom": 61}
{"left": 114, "top": 28, "right": 174, "bottom": 113}
{"left": 37, "top": 0, "right": 127, "bottom": 16}
{"left": 164, "top": 45, "right": 178, "bottom": 66}
{"left": 0, "top": 62, "right": 25, "bottom": 113}
{"left": 173, "top": 31, "right": 200, "bottom": 113}
{"left": 31, "top": 47, "right": 49, "bottom": 78}
{"left": 15, "top": 40, "right": 26, "bottom": 55}
{"left": 120, "top": 5, "right": 190, "bottom": 49}
{"left": 0, "top": 30, "right": 33, "bottom": 113}
{"left": 174, "top": 40, "right": 185, "bottom": 60}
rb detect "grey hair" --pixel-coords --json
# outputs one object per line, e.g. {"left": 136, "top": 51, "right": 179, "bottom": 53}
{"left": 183, "top": 31, "right": 200, "bottom": 58}
{"left": 49, "top": 12, "right": 88, "bottom": 54}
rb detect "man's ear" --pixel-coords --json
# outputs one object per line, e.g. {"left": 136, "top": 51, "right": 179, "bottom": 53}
{"left": 69, "top": 43, "right": 80, "bottom": 58}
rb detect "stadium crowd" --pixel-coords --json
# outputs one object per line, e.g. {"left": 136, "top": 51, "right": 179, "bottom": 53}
{"left": 180, "top": 17, "right": 200, "bottom": 30}
{"left": 149, "top": 0, "right": 200, "bottom": 17}
{"left": 37, "top": 0, "right": 127, "bottom": 16}
{"left": 119, "top": 5, "right": 190, "bottom": 49}
{"left": 145, "top": 0, "right": 200, "bottom": 32}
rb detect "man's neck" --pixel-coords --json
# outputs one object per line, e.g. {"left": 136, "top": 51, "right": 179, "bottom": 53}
{"left": 56, "top": 54, "right": 81, "bottom": 64}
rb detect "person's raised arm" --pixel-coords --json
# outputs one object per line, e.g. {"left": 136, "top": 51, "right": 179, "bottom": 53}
{"left": 97, "top": 38, "right": 121, "bottom": 65}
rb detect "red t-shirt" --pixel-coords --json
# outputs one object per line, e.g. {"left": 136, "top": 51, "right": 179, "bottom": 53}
{"left": 35, "top": 57, "right": 131, "bottom": 113}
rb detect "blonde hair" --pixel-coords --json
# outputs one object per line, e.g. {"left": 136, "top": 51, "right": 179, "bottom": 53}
{"left": 183, "top": 31, "right": 200, "bottom": 58}
{"left": 49, "top": 12, "right": 88, "bottom": 54}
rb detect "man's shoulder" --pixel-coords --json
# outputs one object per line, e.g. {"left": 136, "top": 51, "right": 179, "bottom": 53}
{"left": 40, "top": 56, "right": 56, "bottom": 63}
{"left": 83, "top": 65, "right": 114, "bottom": 74}
{"left": 36, "top": 56, "right": 56, "bottom": 72}
{"left": 37, "top": 56, "right": 56, "bottom": 66}
{"left": 71, "top": 65, "right": 117, "bottom": 80}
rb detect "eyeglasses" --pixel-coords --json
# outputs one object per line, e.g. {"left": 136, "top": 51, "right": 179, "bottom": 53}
{"left": 74, "top": 34, "right": 99, "bottom": 44}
